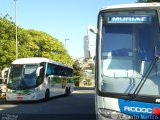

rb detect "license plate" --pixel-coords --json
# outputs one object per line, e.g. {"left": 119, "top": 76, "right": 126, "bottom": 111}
{"left": 17, "top": 96, "right": 23, "bottom": 100}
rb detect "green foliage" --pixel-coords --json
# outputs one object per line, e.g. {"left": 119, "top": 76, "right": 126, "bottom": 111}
{"left": 0, "top": 17, "right": 16, "bottom": 71}
{"left": 137, "top": 0, "right": 160, "bottom": 2}
{"left": 85, "top": 79, "right": 92, "bottom": 86}
{"left": 0, "top": 15, "right": 73, "bottom": 73}
{"left": 89, "top": 63, "right": 95, "bottom": 74}
{"left": 72, "top": 60, "right": 83, "bottom": 85}
{"left": 25, "top": 30, "right": 73, "bottom": 66}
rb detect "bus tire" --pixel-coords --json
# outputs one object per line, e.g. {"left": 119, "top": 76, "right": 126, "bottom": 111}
{"left": 45, "top": 89, "right": 50, "bottom": 100}
{"left": 65, "top": 87, "right": 70, "bottom": 96}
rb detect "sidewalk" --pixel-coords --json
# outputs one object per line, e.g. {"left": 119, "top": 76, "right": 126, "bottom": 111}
{"left": 72, "top": 90, "right": 95, "bottom": 94}
{"left": 73, "top": 87, "right": 95, "bottom": 94}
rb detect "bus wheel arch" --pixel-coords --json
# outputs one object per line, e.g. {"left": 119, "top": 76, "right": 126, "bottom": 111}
{"left": 45, "top": 89, "right": 50, "bottom": 100}
{"left": 65, "top": 87, "right": 70, "bottom": 96}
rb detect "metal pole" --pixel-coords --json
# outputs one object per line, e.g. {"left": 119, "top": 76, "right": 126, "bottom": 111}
{"left": 14, "top": 0, "right": 18, "bottom": 59}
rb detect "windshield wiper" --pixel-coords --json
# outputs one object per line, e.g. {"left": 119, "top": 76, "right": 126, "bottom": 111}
{"left": 131, "top": 56, "right": 159, "bottom": 99}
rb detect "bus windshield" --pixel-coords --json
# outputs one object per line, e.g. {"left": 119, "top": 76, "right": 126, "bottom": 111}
{"left": 100, "top": 10, "right": 160, "bottom": 96}
{"left": 7, "top": 64, "right": 38, "bottom": 90}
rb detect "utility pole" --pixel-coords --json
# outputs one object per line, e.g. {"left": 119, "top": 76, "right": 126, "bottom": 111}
{"left": 14, "top": 0, "right": 18, "bottom": 59}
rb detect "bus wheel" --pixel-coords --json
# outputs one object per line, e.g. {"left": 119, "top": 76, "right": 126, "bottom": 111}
{"left": 45, "top": 89, "right": 50, "bottom": 100}
{"left": 65, "top": 87, "right": 70, "bottom": 96}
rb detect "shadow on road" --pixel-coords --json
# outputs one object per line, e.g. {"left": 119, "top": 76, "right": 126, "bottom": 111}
{"left": 0, "top": 87, "right": 95, "bottom": 105}
{"left": 0, "top": 94, "right": 68, "bottom": 105}
{"left": 0, "top": 87, "right": 95, "bottom": 104}
{"left": 0, "top": 87, "right": 96, "bottom": 120}
{"left": 74, "top": 86, "right": 95, "bottom": 90}
{"left": 0, "top": 114, "right": 96, "bottom": 120}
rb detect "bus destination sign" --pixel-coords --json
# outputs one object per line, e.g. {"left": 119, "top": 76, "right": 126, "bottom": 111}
{"left": 108, "top": 15, "right": 151, "bottom": 24}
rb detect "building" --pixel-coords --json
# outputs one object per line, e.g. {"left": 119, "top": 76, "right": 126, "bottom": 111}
{"left": 84, "top": 35, "right": 94, "bottom": 59}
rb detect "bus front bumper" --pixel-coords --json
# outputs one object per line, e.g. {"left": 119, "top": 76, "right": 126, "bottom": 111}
{"left": 6, "top": 92, "right": 38, "bottom": 101}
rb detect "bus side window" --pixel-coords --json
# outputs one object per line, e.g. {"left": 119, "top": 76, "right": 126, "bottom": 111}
{"left": 68, "top": 68, "right": 73, "bottom": 77}
{"left": 61, "top": 68, "right": 65, "bottom": 76}
{"left": 59, "top": 67, "right": 63, "bottom": 76}
{"left": 64, "top": 69, "right": 68, "bottom": 76}
{"left": 61, "top": 67, "right": 68, "bottom": 76}
{"left": 46, "top": 63, "right": 55, "bottom": 77}
{"left": 46, "top": 64, "right": 51, "bottom": 77}
{"left": 54, "top": 65, "right": 60, "bottom": 76}
{"left": 58, "top": 66, "right": 63, "bottom": 76}
{"left": 64, "top": 68, "right": 70, "bottom": 76}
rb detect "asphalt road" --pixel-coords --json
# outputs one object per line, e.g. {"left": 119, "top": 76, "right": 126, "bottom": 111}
{"left": 0, "top": 87, "right": 96, "bottom": 120}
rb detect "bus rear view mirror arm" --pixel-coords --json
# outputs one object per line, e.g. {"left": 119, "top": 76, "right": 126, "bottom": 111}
{"left": 36, "top": 66, "right": 43, "bottom": 77}
{"left": 2, "top": 68, "right": 9, "bottom": 78}
{"left": 88, "top": 25, "right": 97, "bottom": 34}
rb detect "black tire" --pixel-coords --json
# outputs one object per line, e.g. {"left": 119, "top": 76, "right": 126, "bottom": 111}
{"left": 65, "top": 87, "right": 70, "bottom": 96}
{"left": 45, "top": 89, "right": 50, "bottom": 100}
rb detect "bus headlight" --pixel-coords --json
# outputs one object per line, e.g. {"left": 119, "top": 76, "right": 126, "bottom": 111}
{"left": 7, "top": 89, "right": 13, "bottom": 94}
{"left": 98, "top": 108, "right": 133, "bottom": 120}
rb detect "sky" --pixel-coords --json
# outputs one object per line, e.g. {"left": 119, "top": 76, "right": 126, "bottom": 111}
{"left": 0, "top": 0, "right": 136, "bottom": 59}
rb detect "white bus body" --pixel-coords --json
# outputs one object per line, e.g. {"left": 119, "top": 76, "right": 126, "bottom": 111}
{"left": 93, "top": 3, "right": 160, "bottom": 120}
{"left": 5, "top": 57, "right": 73, "bottom": 101}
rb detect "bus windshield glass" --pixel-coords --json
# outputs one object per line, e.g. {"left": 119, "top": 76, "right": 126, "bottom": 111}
{"left": 7, "top": 64, "right": 38, "bottom": 89}
{"left": 100, "top": 10, "right": 160, "bottom": 96}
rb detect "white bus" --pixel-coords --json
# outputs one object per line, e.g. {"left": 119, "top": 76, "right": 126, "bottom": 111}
{"left": 90, "top": 3, "right": 160, "bottom": 120}
{"left": 3, "top": 57, "right": 73, "bottom": 101}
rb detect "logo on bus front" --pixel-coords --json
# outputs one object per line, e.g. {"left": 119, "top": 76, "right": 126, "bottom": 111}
{"left": 124, "top": 106, "right": 160, "bottom": 116}
{"left": 118, "top": 99, "right": 160, "bottom": 118}
{"left": 124, "top": 106, "right": 152, "bottom": 114}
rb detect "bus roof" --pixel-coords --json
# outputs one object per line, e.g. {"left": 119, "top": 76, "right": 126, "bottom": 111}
{"left": 12, "top": 57, "right": 73, "bottom": 69}
{"left": 101, "top": 3, "right": 160, "bottom": 11}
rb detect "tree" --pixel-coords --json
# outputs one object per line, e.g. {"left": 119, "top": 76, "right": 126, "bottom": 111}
{"left": 72, "top": 60, "right": 83, "bottom": 86}
{"left": 25, "top": 30, "right": 73, "bottom": 66}
{"left": 137, "top": 0, "right": 160, "bottom": 2}
{"left": 0, "top": 15, "right": 73, "bottom": 73}
{"left": 0, "top": 17, "right": 17, "bottom": 71}
{"left": 89, "top": 63, "right": 95, "bottom": 74}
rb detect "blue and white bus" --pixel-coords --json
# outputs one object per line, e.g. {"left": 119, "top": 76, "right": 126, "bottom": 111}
{"left": 3, "top": 57, "right": 73, "bottom": 101}
{"left": 90, "top": 3, "right": 160, "bottom": 120}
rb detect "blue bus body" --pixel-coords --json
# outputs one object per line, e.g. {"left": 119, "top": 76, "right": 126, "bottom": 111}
{"left": 95, "top": 3, "right": 160, "bottom": 120}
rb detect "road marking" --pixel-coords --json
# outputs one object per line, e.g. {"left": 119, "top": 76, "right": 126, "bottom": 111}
{"left": 0, "top": 105, "right": 18, "bottom": 111}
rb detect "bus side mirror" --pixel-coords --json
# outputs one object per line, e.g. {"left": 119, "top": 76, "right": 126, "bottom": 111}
{"left": 2, "top": 68, "right": 9, "bottom": 78}
{"left": 1, "top": 68, "right": 9, "bottom": 84}
{"left": 36, "top": 66, "right": 43, "bottom": 77}
{"left": 85, "top": 25, "right": 97, "bottom": 59}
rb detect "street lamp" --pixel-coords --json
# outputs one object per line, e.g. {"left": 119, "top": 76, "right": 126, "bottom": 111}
{"left": 65, "top": 38, "right": 69, "bottom": 49}
{"left": 14, "top": 0, "right": 18, "bottom": 59}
